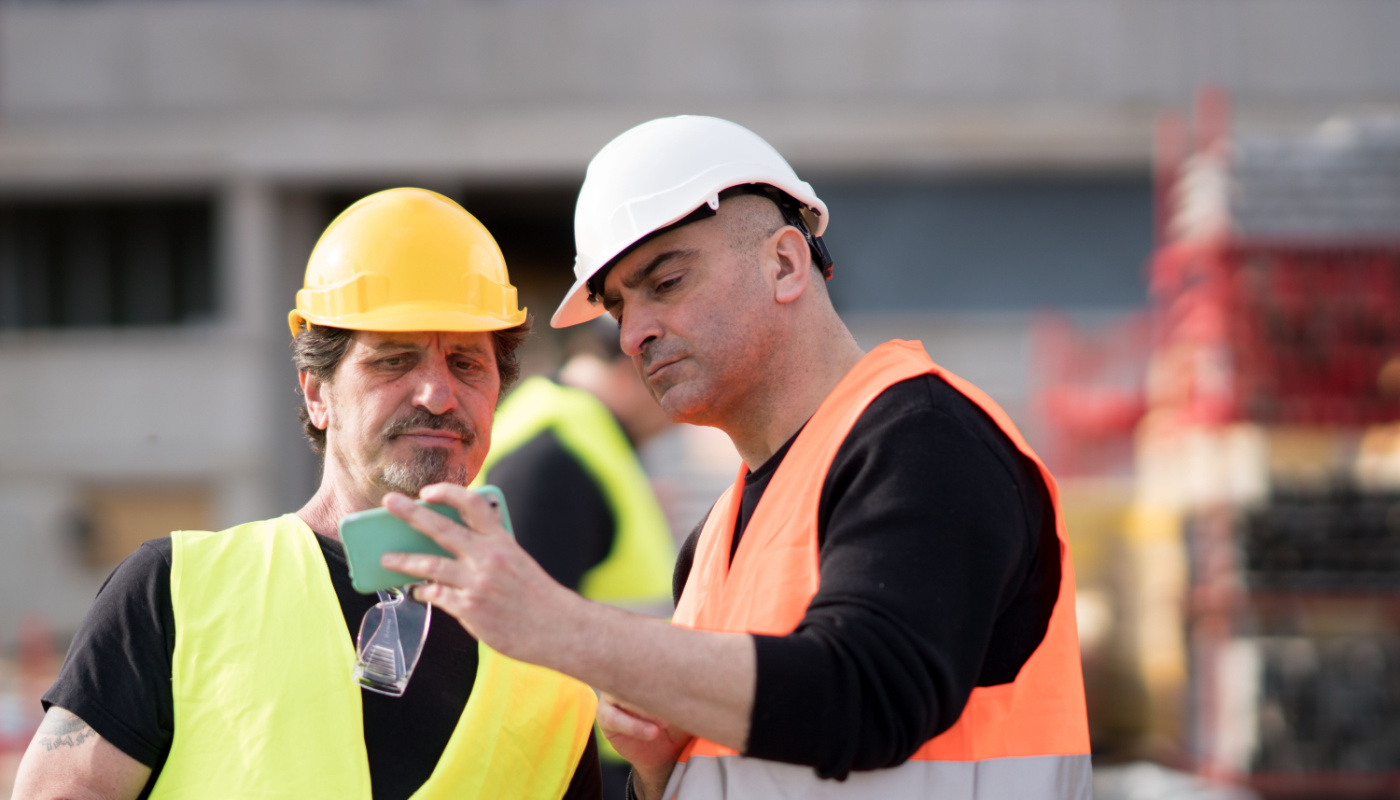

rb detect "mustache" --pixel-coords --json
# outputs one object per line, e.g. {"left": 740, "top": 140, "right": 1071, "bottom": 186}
{"left": 382, "top": 408, "right": 476, "bottom": 443}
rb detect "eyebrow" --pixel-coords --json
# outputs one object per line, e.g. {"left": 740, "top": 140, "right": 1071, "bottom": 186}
{"left": 602, "top": 248, "right": 697, "bottom": 310}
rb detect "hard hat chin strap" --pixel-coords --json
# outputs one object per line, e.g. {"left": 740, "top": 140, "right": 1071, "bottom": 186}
{"left": 727, "top": 184, "right": 835, "bottom": 280}
{"left": 774, "top": 197, "right": 835, "bottom": 281}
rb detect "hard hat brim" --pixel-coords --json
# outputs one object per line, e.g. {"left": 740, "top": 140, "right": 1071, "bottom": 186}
{"left": 550, "top": 276, "right": 607, "bottom": 329}
{"left": 290, "top": 305, "right": 528, "bottom": 340}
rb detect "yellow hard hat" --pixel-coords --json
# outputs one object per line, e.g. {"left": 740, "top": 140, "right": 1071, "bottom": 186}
{"left": 288, "top": 187, "right": 527, "bottom": 338}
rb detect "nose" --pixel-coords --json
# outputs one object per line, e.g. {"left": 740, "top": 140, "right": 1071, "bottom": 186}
{"left": 618, "top": 307, "right": 662, "bottom": 358}
{"left": 410, "top": 357, "right": 459, "bottom": 416}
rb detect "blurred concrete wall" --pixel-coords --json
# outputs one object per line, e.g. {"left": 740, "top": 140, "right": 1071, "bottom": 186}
{"left": 1, "top": 0, "right": 1398, "bottom": 181}
{"left": 0, "top": 0, "right": 1396, "bottom": 646}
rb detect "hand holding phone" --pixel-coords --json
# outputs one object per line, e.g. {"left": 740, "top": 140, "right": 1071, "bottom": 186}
{"left": 339, "top": 485, "right": 513, "bottom": 594}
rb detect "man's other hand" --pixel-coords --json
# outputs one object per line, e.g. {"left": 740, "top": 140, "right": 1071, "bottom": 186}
{"left": 597, "top": 694, "right": 691, "bottom": 800}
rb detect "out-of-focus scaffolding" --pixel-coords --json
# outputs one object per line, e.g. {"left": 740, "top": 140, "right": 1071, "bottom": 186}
{"left": 1153, "top": 90, "right": 1400, "bottom": 430}
{"left": 1033, "top": 312, "right": 1150, "bottom": 478}
{"left": 1147, "top": 89, "right": 1400, "bottom": 799}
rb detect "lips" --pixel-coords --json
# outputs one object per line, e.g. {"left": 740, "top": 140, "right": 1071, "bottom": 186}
{"left": 396, "top": 430, "right": 464, "bottom": 444}
{"left": 645, "top": 356, "right": 684, "bottom": 382}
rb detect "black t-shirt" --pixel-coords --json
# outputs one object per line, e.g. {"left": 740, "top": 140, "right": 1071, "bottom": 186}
{"left": 674, "top": 374, "right": 1061, "bottom": 780}
{"left": 486, "top": 428, "right": 616, "bottom": 592}
{"left": 44, "top": 532, "right": 602, "bottom": 800}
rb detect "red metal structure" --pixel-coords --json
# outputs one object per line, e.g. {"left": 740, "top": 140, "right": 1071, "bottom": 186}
{"left": 1150, "top": 89, "right": 1400, "bottom": 431}
{"left": 1156, "top": 90, "right": 1400, "bottom": 799}
{"left": 1030, "top": 312, "right": 1149, "bottom": 476}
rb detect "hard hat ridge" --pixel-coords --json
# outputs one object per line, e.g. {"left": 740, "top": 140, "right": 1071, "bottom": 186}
{"left": 553, "top": 115, "right": 829, "bottom": 329}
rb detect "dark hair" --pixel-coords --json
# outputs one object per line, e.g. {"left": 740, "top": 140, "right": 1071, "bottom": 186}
{"left": 291, "top": 318, "right": 532, "bottom": 457}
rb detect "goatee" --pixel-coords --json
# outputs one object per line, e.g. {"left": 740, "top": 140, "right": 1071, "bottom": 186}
{"left": 377, "top": 408, "right": 475, "bottom": 495}
{"left": 379, "top": 446, "right": 469, "bottom": 496}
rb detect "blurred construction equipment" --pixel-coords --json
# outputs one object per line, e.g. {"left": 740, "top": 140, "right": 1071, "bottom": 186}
{"left": 1141, "top": 89, "right": 1400, "bottom": 799}
{"left": 0, "top": 616, "right": 58, "bottom": 798}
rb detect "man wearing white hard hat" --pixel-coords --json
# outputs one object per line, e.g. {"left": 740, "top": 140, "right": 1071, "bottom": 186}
{"left": 382, "top": 117, "right": 1091, "bottom": 800}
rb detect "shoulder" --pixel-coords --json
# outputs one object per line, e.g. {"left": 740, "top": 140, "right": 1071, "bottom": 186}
{"left": 839, "top": 373, "right": 1035, "bottom": 488}
{"left": 490, "top": 429, "right": 601, "bottom": 495}
{"left": 493, "top": 428, "right": 579, "bottom": 471}
{"left": 88, "top": 538, "right": 174, "bottom": 626}
{"left": 818, "top": 373, "right": 1048, "bottom": 560}
{"left": 101, "top": 538, "right": 173, "bottom": 595}
{"left": 862, "top": 374, "right": 1012, "bottom": 447}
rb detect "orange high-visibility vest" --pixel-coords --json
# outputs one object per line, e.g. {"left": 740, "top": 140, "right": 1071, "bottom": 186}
{"left": 668, "top": 340, "right": 1091, "bottom": 799}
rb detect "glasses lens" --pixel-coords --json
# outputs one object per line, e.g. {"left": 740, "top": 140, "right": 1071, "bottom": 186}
{"left": 354, "top": 588, "right": 432, "bottom": 697}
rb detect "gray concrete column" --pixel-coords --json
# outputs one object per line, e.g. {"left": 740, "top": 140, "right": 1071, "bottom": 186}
{"left": 271, "top": 190, "right": 326, "bottom": 514}
{"left": 215, "top": 176, "right": 282, "bottom": 527}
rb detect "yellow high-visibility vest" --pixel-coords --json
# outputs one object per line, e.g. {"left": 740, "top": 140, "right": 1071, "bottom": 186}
{"left": 152, "top": 514, "right": 596, "bottom": 799}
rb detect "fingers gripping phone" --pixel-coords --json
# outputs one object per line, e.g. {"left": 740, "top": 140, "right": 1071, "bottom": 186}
{"left": 338, "top": 485, "right": 514, "bottom": 594}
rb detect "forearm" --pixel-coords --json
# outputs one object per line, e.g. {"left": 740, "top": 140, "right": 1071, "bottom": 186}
{"left": 546, "top": 596, "right": 755, "bottom": 753}
{"left": 383, "top": 487, "right": 756, "bottom": 750}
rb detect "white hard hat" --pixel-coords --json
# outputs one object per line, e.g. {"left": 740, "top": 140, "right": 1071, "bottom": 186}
{"left": 552, "top": 115, "right": 829, "bottom": 328}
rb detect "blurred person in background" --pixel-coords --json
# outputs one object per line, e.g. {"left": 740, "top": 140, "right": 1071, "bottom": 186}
{"left": 379, "top": 116, "right": 1091, "bottom": 800}
{"left": 478, "top": 316, "right": 675, "bottom": 611}
{"left": 11, "top": 188, "right": 601, "bottom": 800}
{"left": 476, "top": 316, "right": 676, "bottom": 796}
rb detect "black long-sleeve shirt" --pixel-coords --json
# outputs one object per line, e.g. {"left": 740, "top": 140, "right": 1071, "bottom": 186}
{"left": 673, "top": 374, "right": 1060, "bottom": 779}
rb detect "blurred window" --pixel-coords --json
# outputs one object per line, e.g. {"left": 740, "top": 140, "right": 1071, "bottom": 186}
{"left": 0, "top": 197, "right": 215, "bottom": 329}
{"left": 817, "top": 176, "right": 1153, "bottom": 313}
{"left": 76, "top": 483, "right": 214, "bottom": 570}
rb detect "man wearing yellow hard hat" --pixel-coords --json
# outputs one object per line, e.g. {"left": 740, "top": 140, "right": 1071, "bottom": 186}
{"left": 13, "top": 188, "right": 603, "bottom": 800}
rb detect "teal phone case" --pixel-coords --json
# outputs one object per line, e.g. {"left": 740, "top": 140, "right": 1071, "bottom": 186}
{"left": 338, "top": 485, "right": 513, "bottom": 594}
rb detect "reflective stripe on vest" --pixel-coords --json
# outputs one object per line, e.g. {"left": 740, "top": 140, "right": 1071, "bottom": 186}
{"left": 155, "top": 514, "right": 597, "bottom": 800}
{"left": 668, "top": 340, "right": 1090, "bottom": 800}
{"left": 667, "top": 753, "right": 1092, "bottom": 800}
{"left": 478, "top": 375, "right": 676, "bottom": 607}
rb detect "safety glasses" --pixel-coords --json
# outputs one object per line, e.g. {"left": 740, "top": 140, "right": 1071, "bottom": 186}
{"left": 353, "top": 588, "right": 431, "bottom": 697}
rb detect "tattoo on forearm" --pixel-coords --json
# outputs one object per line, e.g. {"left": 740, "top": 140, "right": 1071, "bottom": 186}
{"left": 37, "top": 709, "right": 99, "bottom": 752}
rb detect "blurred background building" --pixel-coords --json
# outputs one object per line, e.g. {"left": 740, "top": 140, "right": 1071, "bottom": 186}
{"left": 0, "top": 0, "right": 1398, "bottom": 796}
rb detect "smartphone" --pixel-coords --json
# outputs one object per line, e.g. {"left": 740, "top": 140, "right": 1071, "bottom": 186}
{"left": 338, "top": 485, "right": 514, "bottom": 594}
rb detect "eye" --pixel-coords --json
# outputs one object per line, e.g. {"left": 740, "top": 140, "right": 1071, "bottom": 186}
{"left": 655, "top": 274, "right": 682, "bottom": 293}
{"left": 451, "top": 356, "right": 486, "bottom": 375}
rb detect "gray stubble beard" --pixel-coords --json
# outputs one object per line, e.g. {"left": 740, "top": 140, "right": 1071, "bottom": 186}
{"left": 377, "top": 446, "right": 469, "bottom": 496}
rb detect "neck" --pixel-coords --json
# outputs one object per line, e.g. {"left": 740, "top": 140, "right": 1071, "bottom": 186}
{"left": 723, "top": 316, "right": 865, "bottom": 470}
{"left": 296, "top": 461, "right": 382, "bottom": 540}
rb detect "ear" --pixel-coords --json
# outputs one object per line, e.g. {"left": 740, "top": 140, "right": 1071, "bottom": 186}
{"left": 300, "top": 371, "right": 331, "bottom": 432}
{"left": 769, "top": 226, "right": 814, "bottom": 305}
